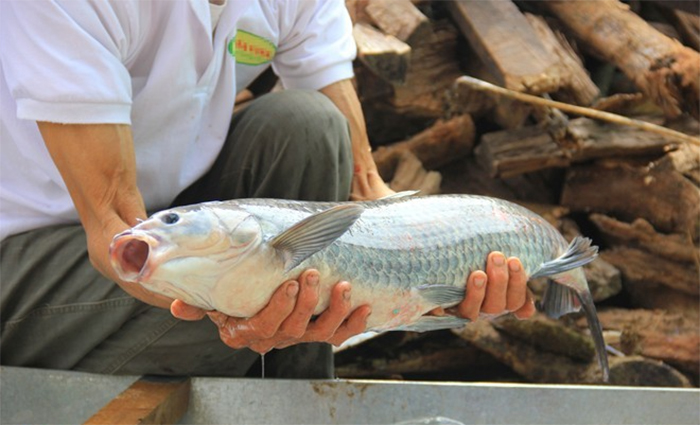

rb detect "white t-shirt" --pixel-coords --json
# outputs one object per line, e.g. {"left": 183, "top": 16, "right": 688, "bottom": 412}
{"left": 0, "top": 0, "right": 355, "bottom": 240}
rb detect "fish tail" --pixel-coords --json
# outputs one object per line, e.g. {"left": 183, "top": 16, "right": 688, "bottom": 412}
{"left": 573, "top": 287, "right": 610, "bottom": 383}
{"left": 546, "top": 268, "right": 610, "bottom": 383}
{"left": 531, "top": 236, "right": 598, "bottom": 279}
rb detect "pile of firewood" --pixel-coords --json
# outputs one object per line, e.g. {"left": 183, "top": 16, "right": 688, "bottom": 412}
{"left": 334, "top": 0, "right": 700, "bottom": 387}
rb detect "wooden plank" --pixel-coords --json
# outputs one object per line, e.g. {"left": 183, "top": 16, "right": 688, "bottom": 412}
{"left": 365, "top": 0, "right": 431, "bottom": 46}
{"left": 447, "top": 0, "right": 565, "bottom": 94}
{"left": 353, "top": 23, "right": 411, "bottom": 84}
{"left": 84, "top": 377, "right": 190, "bottom": 425}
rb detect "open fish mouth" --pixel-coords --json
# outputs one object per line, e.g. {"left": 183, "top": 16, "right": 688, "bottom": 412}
{"left": 109, "top": 230, "right": 158, "bottom": 282}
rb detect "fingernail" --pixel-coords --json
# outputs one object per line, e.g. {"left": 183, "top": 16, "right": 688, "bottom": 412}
{"left": 287, "top": 282, "right": 299, "bottom": 297}
{"left": 474, "top": 276, "right": 486, "bottom": 288}
{"left": 508, "top": 260, "right": 521, "bottom": 272}
{"left": 307, "top": 273, "right": 319, "bottom": 287}
{"left": 343, "top": 288, "right": 351, "bottom": 301}
{"left": 493, "top": 254, "right": 505, "bottom": 266}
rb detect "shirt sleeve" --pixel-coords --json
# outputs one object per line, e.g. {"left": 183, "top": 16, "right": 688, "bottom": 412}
{"left": 272, "top": 0, "right": 356, "bottom": 90}
{"left": 0, "top": 0, "right": 134, "bottom": 124}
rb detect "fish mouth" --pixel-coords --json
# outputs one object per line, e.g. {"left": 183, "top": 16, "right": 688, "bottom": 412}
{"left": 109, "top": 230, "right": 158, "bottom": 282}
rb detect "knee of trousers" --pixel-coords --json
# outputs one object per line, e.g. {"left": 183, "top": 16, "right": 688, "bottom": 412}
{"left": 237, "top": 89, "right": 352, "bottom": 172}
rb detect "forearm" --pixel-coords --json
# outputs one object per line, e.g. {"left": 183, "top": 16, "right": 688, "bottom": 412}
{"left": 320, "top": 79, "right": 394, "bottom": 200}
{"left": 38, "top": 122, "right": 173, "bottom": 309}
{"left": 319, "top": 79, "right": 373, "bottom": 171}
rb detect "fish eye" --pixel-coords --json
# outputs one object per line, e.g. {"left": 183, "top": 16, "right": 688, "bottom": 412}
{"left": 161, "top": 213, "right": 180, "bottom": 225}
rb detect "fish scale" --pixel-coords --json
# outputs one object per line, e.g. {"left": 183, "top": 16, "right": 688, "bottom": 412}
{"left": 241, "top": 195, "right": 566, "bottom": 293}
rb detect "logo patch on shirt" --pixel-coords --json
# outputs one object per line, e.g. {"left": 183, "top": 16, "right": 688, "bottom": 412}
{"left": 228, "top": 30, "right": 276, "bottom": 66}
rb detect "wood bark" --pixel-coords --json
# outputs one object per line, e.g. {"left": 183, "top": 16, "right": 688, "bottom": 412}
{"left": 353, "top": 23, "right": 411, "bottom": 84}
{"left": 365, "top": 0, "right": 431, "bottom": 46}
{"left": 561, "top": 161, "right": 700, "bottom": 239}
{"left": 373, "top": 114, "right": 475, "bottom": 181}
{"left": 541, "top": 0, "right": 700, "bottom": 119}
{"left": 448, "top": 0, "right": 565, "bottom": 94}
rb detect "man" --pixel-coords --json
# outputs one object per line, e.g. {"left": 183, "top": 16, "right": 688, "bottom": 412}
{"left": 0, "top": 0, "right": 534, "bottom": 378}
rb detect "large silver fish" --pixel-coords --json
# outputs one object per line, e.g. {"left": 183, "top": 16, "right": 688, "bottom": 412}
{"left": 110, "top": 194, "right": 609, "bottom": 381}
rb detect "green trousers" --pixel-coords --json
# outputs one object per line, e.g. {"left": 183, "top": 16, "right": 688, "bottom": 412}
{"left": 0, "top": 90, "right": 352, "bottom": 377}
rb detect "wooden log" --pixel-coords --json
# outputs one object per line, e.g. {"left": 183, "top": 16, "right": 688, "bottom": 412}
{"left": 84, "top": 378, "right": 190, "bottom": 425}
{"left": 389, "top": 151, "right": 442, "bottom": 195}
{"left": 561, "top": 161, "right": 700, "bottom": 238}
{"left": 475, "top": 117, "right": 678, "bottom": 178}
{"left": 365, "top": 0, "right": 431, "bottom": 46}
{"left": 583, "top": 308, "right": 700, "bottom": 376}
{"left": 353, "top": 23, "right": 411, "bottom": 84}
{"left": 373, "top": 114, "right": 475, "bottom": 181}
{"left": 448, "top": 0, "right": 565, "bottom": 94}
{"left": 524, "top": 13, "right": 599, "bottom": 106}
{"left": 541, "top": 0, "right": 700, "bottom": 120}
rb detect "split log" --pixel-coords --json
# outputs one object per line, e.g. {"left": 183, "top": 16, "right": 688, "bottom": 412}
{"left": 524, "top": 13, "right": 599, "bottom": 106}
{"left": 541, "top": 0, "right": 700, "bottom": 120}
{"left": 600, "top": 247, "right": 699, "bottom": 296}
{"left": 474, "top": 117, "right": 678, "bottom": 178}
{"left": 448, "top": 0, "right": 565, "bottom": 94}
{"left": 373, "top": 114, "right": 475, "bottom": 181}
{"left": 390, "top": 20, "right": 463, "bottom": 117}
{"left": 561, "top": 161, "right": 700, "bottom": 239}
{"left": 364, "top": 0, "right": 431, "bottom": 46}
{"left": 582, "top": 308, "right": 700, "bottom": 376}
{"left": 353, "top": 23, "right": 411, "bottom": 84}
{"left": 389, "top": 151, "right": 442, "bottom": 195}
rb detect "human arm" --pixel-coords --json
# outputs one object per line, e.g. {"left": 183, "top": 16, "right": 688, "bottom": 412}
{"left": 319, "top": 79, "right": 395, "bottom": 201}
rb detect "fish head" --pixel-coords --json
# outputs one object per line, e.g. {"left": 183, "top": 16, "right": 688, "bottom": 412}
{"left": 109, "top": 204, "right": 262, "bottom": 291}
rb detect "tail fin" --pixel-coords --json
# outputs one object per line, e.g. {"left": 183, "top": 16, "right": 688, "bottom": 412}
{"left": 531, "top": 237, "right": 598, "bottom": 279}
{"left": 543, "top": 268, "right": 609, "bottom": 382}
{"left": 573, "top": 289, "right": 610, "bottom": 383}
{"left": 540, "top": 280, "right": 582, "bottom": 318}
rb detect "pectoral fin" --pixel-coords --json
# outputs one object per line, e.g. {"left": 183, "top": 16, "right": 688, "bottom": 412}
{"left": 271, "top": 204, "right": 364, "bottom": 272}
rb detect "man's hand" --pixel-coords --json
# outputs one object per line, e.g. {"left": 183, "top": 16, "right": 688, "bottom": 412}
{"left": 171, "top": 269, "right": 371, "bottom": 354}
{"left": 455, "top": 252, "right": 536, "bottom": 321}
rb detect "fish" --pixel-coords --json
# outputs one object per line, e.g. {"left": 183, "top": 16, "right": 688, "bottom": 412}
{"left": 109, "top": 194, "right": 609, "bottom": 381}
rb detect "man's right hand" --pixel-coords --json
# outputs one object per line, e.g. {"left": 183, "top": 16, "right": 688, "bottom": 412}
{"left": 171, "top": 269, "right": 372, "bottom": 354}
